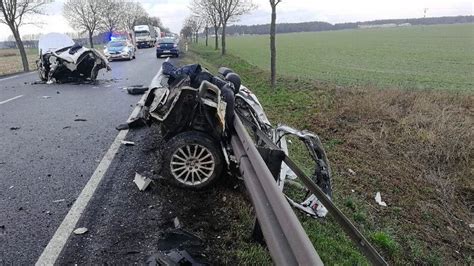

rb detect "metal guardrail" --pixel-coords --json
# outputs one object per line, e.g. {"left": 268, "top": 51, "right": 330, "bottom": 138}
{"left": 231, "top": 115, "right": 324, "bottom": 265}
{"left": 238, "top": 116, "right": 389, "bottom": 266}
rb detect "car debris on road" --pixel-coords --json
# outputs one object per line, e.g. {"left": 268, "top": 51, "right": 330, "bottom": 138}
{"left": 124, "top": 85, "right": 149, "bottom": 95}
{"left": 137, "top": 61, "right": 333, "bottom": 219}
{"left": 73, "top": 227, "right": 88, "bottom": 235}
{"left": 36, "top": 33, "right": 110, "bottom": 84}
{"left": 121, "top": 140, "right": 135, "bottom": 146}
{"left": 134, "top": 173, "right": 152, "bottom": 191}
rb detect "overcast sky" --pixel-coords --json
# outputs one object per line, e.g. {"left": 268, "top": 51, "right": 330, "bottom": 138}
{"left": 0, "top": 0, "right": 472, "bottom": 40}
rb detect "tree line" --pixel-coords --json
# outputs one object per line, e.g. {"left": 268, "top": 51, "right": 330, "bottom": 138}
{"left": 223, "top": 15, "right": 474, "bottom": 35}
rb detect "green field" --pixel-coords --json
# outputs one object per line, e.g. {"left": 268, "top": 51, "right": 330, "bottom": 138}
{"left": 224, "top": 23, "right": 474, "bottom": 90}
{"left": 186, "top": 23, "right": 473, "bottom": 264}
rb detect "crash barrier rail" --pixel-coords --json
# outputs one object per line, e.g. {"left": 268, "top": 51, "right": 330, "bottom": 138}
{"left": 231, "top": 115, "right": 324, "bottom": 265}
{"left": 236, "top": 115, "right": 389, "bottom": 265}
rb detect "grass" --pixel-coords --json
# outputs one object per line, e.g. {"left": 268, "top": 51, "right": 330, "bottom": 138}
{"left": 183, "top": 37, "right": 473, "bottom": 265}
{"left": 0, "top": 48, "right": 37, "bottom": 75}
{"left": 226, "top": 23, "right": 474, "bottom": 91}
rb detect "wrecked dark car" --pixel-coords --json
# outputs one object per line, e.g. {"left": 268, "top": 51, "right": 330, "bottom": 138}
{"left": 140, "top": 61, "right": 332, "bottom": 218}
{"left": 36, "top": 33, "right": 111, "bottom": 83}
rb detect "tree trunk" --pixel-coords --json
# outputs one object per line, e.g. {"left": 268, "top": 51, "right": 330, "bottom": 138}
{"left": 221, "top": 23, "right": 226, "bottom": 55}
{"left": 88, "top": 31, "right": 94, "bottom": 48}
{"left": 270, "top": 4, "right": 277, "bottom": 90}
{"left": 11, "top": 27, "right": 29, "bottom": 72}
{"left": 205, "top": 26, "right": 208, "bottom": 46}
{"left": 195, "top": 31, "right": 198, "bottom": 43}
{"left": 214, "top": 26, "right": 219, "bottom": 50}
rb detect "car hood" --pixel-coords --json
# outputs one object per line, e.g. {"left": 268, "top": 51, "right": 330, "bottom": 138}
{"left": 38, "top": 33, "right": 75, "bottom": 55}
{"left": 107, "top": 46, "right": 126, "bottom": 52}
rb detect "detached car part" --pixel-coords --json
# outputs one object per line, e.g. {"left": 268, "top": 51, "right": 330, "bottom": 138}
{"left": 36, "top": 33, "right": 111, "bottom": 83}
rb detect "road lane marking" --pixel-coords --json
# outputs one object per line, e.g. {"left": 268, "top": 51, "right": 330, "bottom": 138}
{"left": 0, "top": 95, "right": 24, "bottom": 105}
{"left": 0, "top": 71, "right": 34, "bottom": 82}
{"left": 35, "top": 58, "right": 168, "bottom": 265}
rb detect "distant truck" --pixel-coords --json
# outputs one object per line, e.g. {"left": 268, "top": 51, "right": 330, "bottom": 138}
{"left": 134, "top": 25, "right": 157, "bottom": 48}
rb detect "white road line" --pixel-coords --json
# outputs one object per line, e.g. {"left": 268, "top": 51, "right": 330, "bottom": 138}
{"left": 35, "top": 57, "right": 167, "bottom": 265}
{"left": 0, "top": 95, "right": 24, "bottom": 105}
{"left": 0, "top": 71, "right": 34, "bottom": 82}
{"left": 35, "top": 95, "right": 147, "bottom": 266}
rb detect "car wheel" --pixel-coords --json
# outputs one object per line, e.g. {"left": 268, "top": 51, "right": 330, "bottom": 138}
{"left": 163, "top": 131, "right": 224, "bottom": 190}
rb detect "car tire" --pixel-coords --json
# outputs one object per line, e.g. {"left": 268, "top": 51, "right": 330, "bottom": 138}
{"left": 162, "top": 131, "right": 224, "bottom": 190}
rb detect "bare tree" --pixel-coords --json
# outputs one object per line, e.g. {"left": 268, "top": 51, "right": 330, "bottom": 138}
{"left": 100, "top": 0, "right": 125, "bottom": 36}
{"left": 269, "top": 0, "right": 281, "bottom": 90}
{"left": 63, "top": 0, "right": 105, "bottom": 48}
{"left": 211, "top": 0, "right": 255, "bottom": 55}
{"left": 193, "top": 16, "right": 205, "bottom": 43}
{"left": 190, "top": 0, "right": 221, "bottom": 49}
{"left": 121, "top": 1, "right": 145, "bottom": 31}
{"left": 183, "top": 16, "right": 202, "bottom": 43}
{"left": 180, "top": 19, "right": 194, "bottom": 41}
{"left": 0, "top": 0, "right": 45, "bottom": 71}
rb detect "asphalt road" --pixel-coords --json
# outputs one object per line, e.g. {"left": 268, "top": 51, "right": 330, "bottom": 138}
{"left": 0, "top": 47, "right": 165, "bottom": 264}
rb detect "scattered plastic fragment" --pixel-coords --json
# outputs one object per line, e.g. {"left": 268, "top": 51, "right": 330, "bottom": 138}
{"left": 121, "top": 140, "right": 135, "bottom": 146}
{"left": 134, "top": 173, "right": 152, "bottom": 191}
{"left": 73, "top": 227, "right": 88, "bottom": 235}
{"left": 348, "top": 169, "right": 356, "bottom": 175}
{"left": 116, "top": 118, "right": 146, "bottom": 131}
{"left": 375, "top": 192, "right": 387, "bottom": 207}
{"left": 10, "top": 127, "right": 20, "bottom": 130}
{"left": 351, "top": 189, "right": 355, "bottom": 193}
{"left": 148, "top": 249, "right": 203, "bottom": 265}
{"left": 173, "top": 217, "right": 181, "bottom": 229}
{"left": 469, "top": 224, "right": 474, "bottom": 229}
{"left": 125, "top": 85, "right": 148, "bottom": 95}
{"left": 53, "top": 199, "right": 65, "bottom": 203}
{"left": 9, "top": 186, "right": 14, "bottom": 189}
{"left": 74, "top": 118, "right": 87, "bottom": 122}
{"left": 42, "top": 96, "right": 51, "bottom": 99}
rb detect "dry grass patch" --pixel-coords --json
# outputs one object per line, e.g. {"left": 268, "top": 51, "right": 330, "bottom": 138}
{"left": 0, "top": 48, "right": 37, "bottom": 75}
{"left": 315, "top": 88, "right": 473, "bottom": 263}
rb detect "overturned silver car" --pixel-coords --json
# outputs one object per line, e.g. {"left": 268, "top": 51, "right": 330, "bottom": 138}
{"left": 36, "top": 33, "right": 111, "bottom": 83}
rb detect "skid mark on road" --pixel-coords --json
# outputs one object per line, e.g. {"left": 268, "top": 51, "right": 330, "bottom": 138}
{"left": 0, "top": 95, "right": 24, "bottom": 105}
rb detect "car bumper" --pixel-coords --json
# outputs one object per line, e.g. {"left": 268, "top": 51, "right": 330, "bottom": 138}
{"left": 156, "top": 48, "right": 179, "bottom": 55}
{"left": 106, "top": 53, "right": 130, "bottom": 60}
